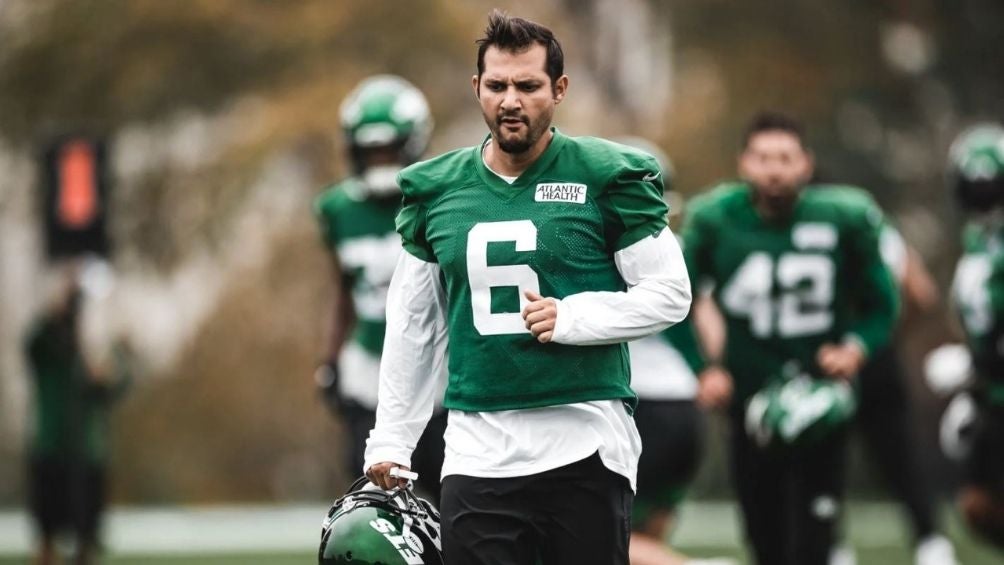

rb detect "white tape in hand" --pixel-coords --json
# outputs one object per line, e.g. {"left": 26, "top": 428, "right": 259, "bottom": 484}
{"left": 388, "top": 467, "right": 419, "bottom": 481}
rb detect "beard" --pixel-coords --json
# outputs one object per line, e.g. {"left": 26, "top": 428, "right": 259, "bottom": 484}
{"left": 751, "top": 181, "right": 802, "bottom": 219}
{"left": 485, "top": 109, "right": 552, "bottom": 155}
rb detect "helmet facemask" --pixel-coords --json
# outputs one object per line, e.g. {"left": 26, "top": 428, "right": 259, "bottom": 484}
{"left": 319, "top": 477, "right": 444, "bottom": 565}
{"left": 340, "top": 75, "right": 433, "bottom": 198}
{"left": 949, "top": 124, "right": 1004, "bottom": 212}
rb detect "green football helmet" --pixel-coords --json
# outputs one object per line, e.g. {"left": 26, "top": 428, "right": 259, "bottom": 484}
{"left": 745, "top": 375, "right": 857, "bottom": 449}
{"left": 948, "top": 124, "right": 1004, "bottom": 210}
{"left": 339, "top": 75, "right": 432, "bottom": 195}
{"left": 319, "top": 477, "right": 444, "bottom": 565}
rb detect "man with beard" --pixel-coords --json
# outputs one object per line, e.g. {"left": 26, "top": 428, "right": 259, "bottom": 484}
{"left": 684, "top": 112, "right": 899, "bottom": 565}
{"left": 363, "top": 10, "right": 692, "bottom": 565}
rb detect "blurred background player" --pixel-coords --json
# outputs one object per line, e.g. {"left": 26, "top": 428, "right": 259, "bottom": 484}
{"left": 686, "top": 111, "right": 899, "bottom": 565}
{"left": 929, "top": 123, "right": 1004, "bottom": 550}
{"left": 24, "top": 261, "right": 130, "bottom": 565}
{"left": 312, "top": 75, "right": 447, "bottom": 501}
{"left": 615, "top": 137, "right": 732, "bottom": 565}
{"left": 835, "top": 220, "right": 958, "bottom": 565}
{"left": 686, "top": 124, "right": 956, "bottom": 565}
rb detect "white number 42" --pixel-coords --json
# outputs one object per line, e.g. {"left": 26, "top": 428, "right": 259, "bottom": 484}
{"left": 720, "top": 252, "right": 835, "bottom": 338}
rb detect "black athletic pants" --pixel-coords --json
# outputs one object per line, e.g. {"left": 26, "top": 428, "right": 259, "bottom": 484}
{"left": 730, "top": 416, "right": 848, "bottom": 565}
{"left": 28, "top": 455, "right": 106, "bottom": 543}
{"left": 857, "top": 345, "right": 937, "bottom": 541}
{"left": 440, "top": 452, "right": 632, "bottom": 565}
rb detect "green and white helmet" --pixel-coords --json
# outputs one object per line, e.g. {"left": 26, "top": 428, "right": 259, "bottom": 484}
{"left": 745, "top": 375, "right": 857, "bottom": 449}
{"left": 948, "top": 123, "right": 1004, "bottom": 210}
{"left": 340, "top": 75, "right": 432, "bottom": 194}
{"left": 319, "top": 477, "right": 443, "bottom": 565}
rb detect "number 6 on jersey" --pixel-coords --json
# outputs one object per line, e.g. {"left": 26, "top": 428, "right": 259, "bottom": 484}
{"left": 467, "top": 220, "right": 542, "bottom": 335}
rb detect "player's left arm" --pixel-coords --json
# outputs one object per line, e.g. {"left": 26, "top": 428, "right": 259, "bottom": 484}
{"left": 522, "top": 155, "right": 692, "bottom": 345}
{"left": 842, "top": 200, "right": 901, "bottom": 360}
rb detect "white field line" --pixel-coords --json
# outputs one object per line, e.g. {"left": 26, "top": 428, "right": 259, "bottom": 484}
{"left": 0, "top": 501, "right": 913, "bottom": 556}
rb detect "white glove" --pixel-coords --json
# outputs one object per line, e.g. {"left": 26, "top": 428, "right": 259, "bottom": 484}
{"left": 924, "top": 343, "right": 973, "bottom": 396}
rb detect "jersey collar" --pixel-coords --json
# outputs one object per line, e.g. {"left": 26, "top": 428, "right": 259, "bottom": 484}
{"left": 474, "top": 127, "right": 567, "bottom": 199}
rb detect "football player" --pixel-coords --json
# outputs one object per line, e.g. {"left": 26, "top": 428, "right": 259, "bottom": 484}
{"left": 313, "top": 75, "right": 447, "bottom": 501}
{"left": 684, "top": 111, "right": 899, "bottom": 565}
{"left": 940, "top": 123, "right": 1004, "bottom": 549}
{"left": 364, "top": 11, "right": 692, "bottom": 565}
{"left": 847, "top": 222, "right": 958, "bottom": 565}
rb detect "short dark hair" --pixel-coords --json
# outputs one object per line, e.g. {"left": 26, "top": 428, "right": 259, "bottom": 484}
{"left": 742, "top": 111, "right": 807, "bottom": 149}
{"left": 475, "top": 9, "right": 564, "bottom": 87}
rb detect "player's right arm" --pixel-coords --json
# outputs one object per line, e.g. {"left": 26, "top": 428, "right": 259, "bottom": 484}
{"left": 312, "top": 193, "right": 357, "bottom": 407}
{"left": 364, "top": 171, "right": 447, "bottom": 490}
{"left": 323, "top": 253, "right": 356, "bottom": 363}
{"left": 680, "top": 190, "right": 735, "bottom": 409}
{"left": 364, "top": 252, "right": 447, "bottom": 489}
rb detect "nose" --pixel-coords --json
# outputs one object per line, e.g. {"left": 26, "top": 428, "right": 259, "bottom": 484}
{"left": 500, "top": 85, "right": 521, "bottom": 111}
{"left": 763, "top": 159, "right": 784, "bottom": 181}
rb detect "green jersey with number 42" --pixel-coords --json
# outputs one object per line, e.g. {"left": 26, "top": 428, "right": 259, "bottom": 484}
{"left": 682, "top": 182, "right": 899, "bottom": 406}
{"left": 952, "top": 222, "right": 1004, "bottom": 395}
{"left": 396, "top": 129, "right": 669, "bottom": 412}
{"left": 314, "top": 178, "right": 402, "bottom": 356}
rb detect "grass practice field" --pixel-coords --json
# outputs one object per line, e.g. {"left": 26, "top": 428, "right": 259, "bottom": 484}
{"left": 0, "top": 500, "right": 1000, "bottom": 564}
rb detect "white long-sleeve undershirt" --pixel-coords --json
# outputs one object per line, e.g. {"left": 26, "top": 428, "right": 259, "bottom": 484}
{"left": 364, "top": 228, "right": 692, "bottom": 489}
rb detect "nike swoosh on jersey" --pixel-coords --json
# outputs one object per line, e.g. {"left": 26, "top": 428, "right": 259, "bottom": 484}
{"left": 642, "top": 171, "right": 661, "bottom": 182}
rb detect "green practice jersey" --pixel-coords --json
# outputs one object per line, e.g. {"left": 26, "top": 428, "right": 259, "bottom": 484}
{"left": 952, "top": 221, "right": 1004, "bottom": 402}
{"left": 314, "top": 179, "right": 401, "bottom": 355}
{"left": 397, "top": 129, "right": 668, "bottom": 412}
{"left": 682, "top": 182, "right": 899, "bottom": 406}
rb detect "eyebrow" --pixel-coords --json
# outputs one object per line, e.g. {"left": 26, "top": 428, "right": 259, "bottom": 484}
{"left": 482, "top": 76, "right": 545, "bottom": 88}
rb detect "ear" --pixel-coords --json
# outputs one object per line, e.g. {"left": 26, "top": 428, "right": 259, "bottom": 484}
{"left": 801, "top": 150, "right": 816, "bottom": 181}
{"left": 472, "top": 74, "right": 481, "bottom": 100}
{"left": 553, "top": 75, "right": 568, "bottom": 104}
{"left": 737, "top": 150, "right": 753, "bottom": 180}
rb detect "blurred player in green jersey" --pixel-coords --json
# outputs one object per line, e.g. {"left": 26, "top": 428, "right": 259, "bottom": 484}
{"left": 25, "top": 262, "right": 131, "bottom": 565}
{"left": 683, "top": 112, "right": 899, "bottom": 565}
{"left": 931, "top": 123, "right": 1004, "bottom": 549}
{"left": 364, "top": 11, "right": 692, "bottom": 565}
{"left": 845, "top": 222, "right": 958, "bottom": 565}
{"left": 691, "top": 163, "right": 956, "bottom": 565}
{"left": 313, "top": 74, "right": 447, "bottom": 500}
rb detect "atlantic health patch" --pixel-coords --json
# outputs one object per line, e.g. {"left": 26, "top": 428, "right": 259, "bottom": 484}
{"left": 535, "top": 183, "right": 587, "bottom": 204}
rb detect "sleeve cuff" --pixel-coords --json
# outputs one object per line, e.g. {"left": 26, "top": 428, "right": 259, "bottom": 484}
{"left": 842, "top": 333, "right": 869, "bottom": 359}
{"left": 362, "top": 445, "right": 413, "bottom": 476}
{"left": 550, "top": 298, "right": 573, "bottom": 343}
